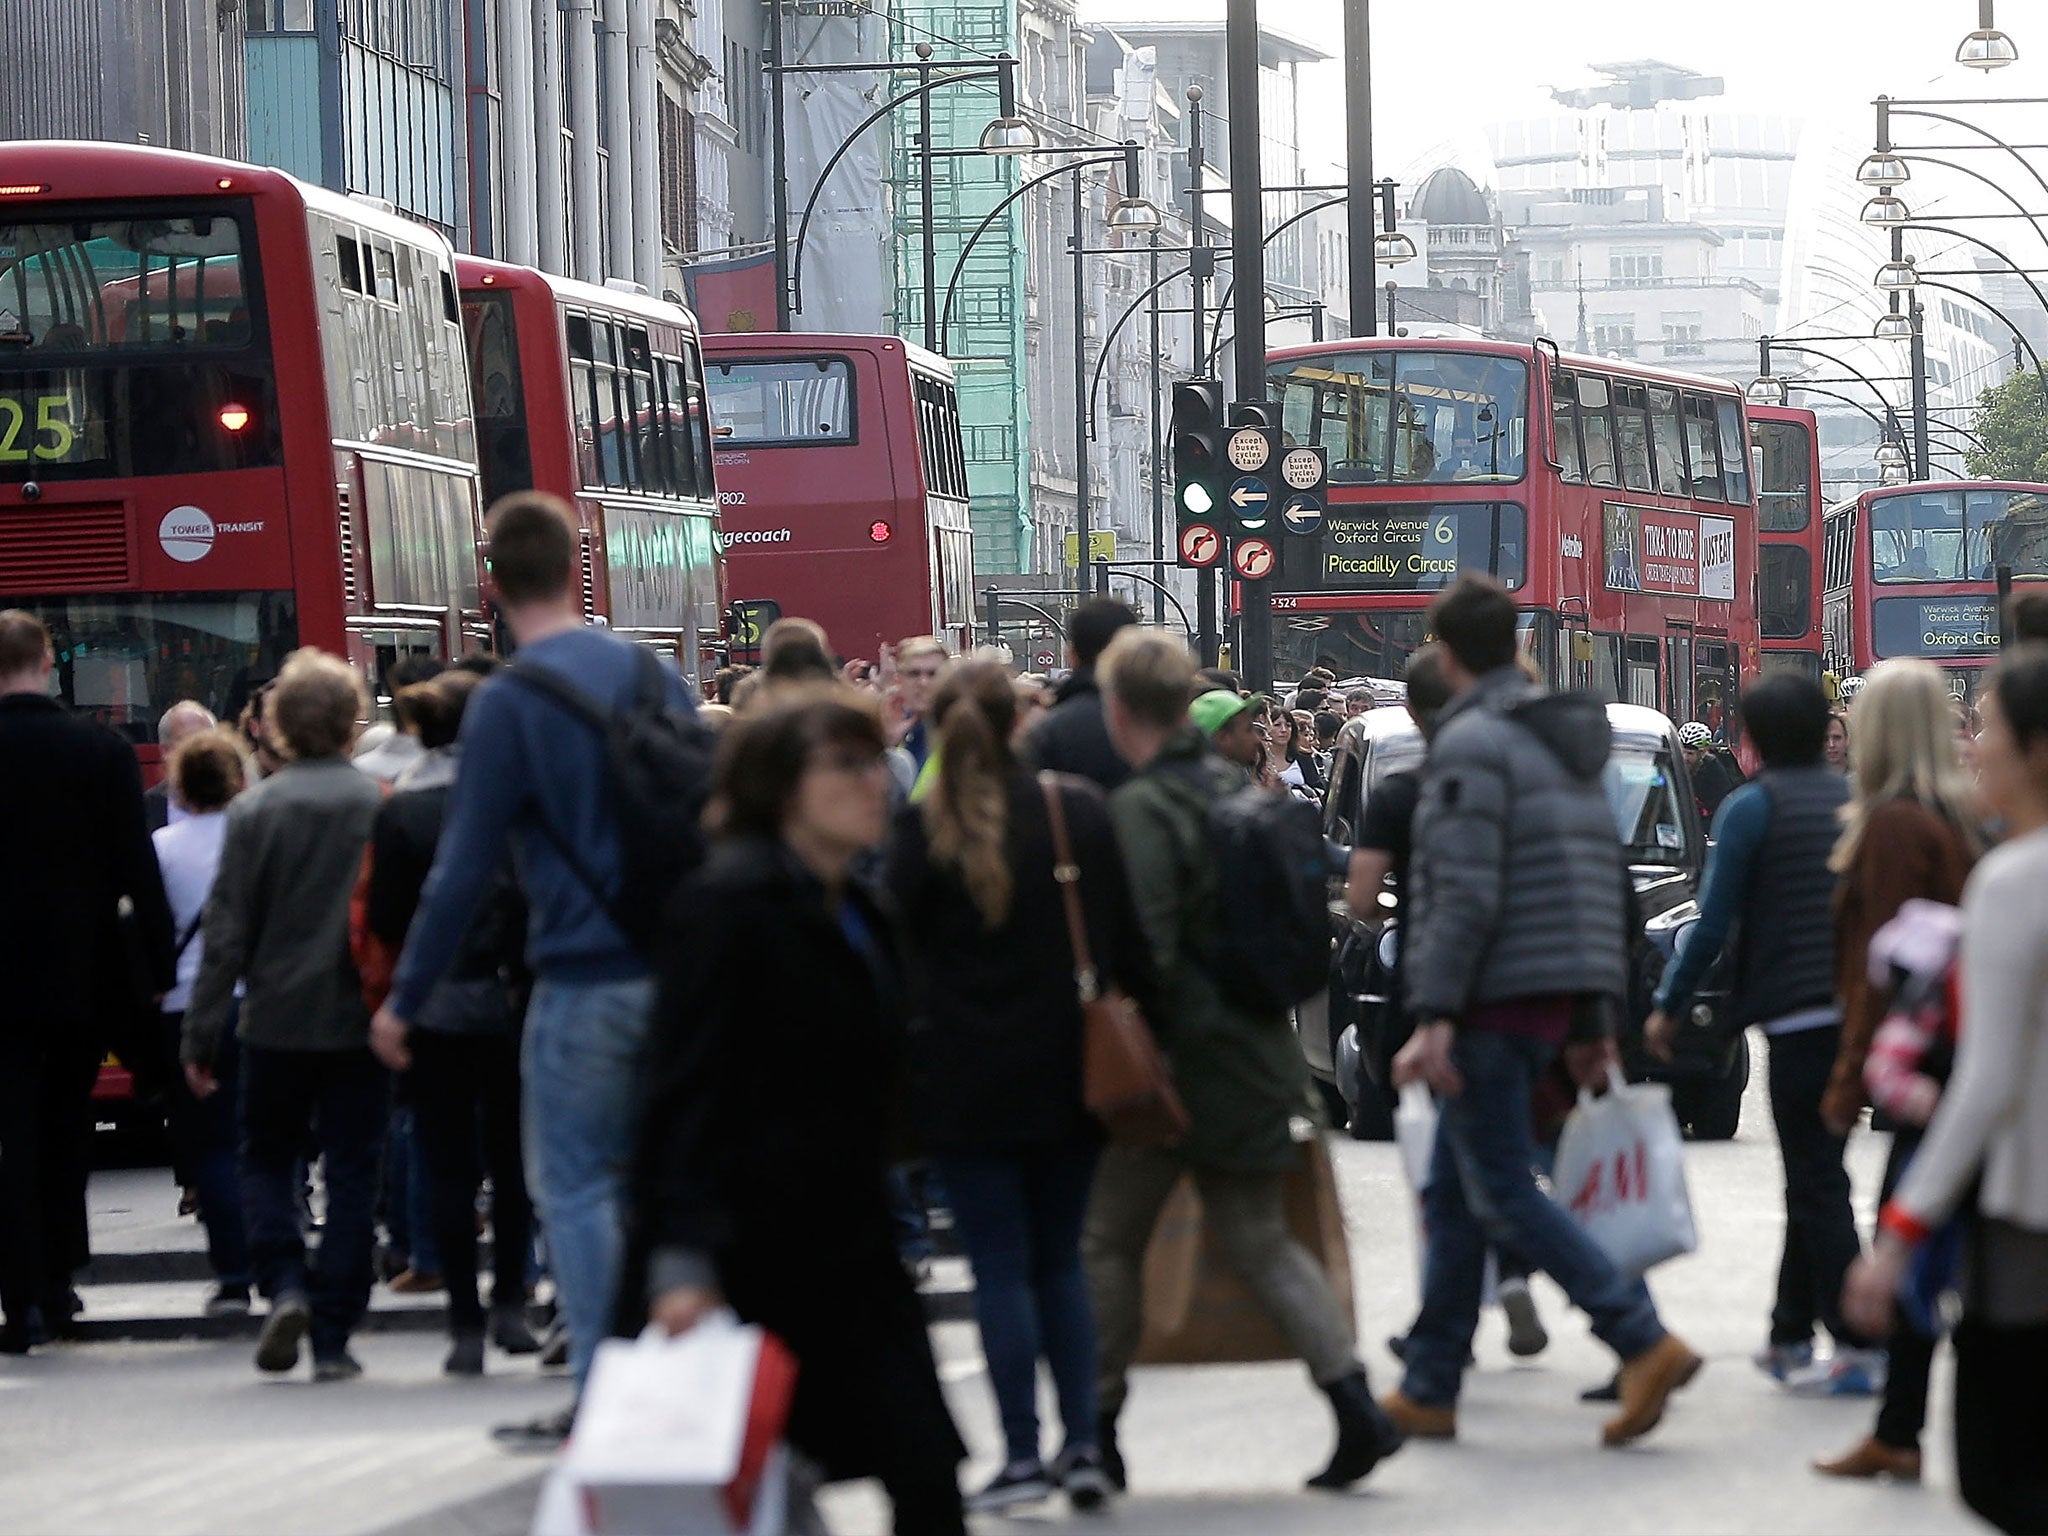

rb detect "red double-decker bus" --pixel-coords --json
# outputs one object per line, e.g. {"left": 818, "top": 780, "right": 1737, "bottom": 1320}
{"left": 457, "top": 257, "right": 725, "bottom": 689}
{"left": 702, "top": 332, "right": 974, "bottom": 660}
{"left": 0, "top": 141, "right": 486, "bottom": 765}
{"left": 1265, "top": 338, "right": 1761, "bottom": 731}
{"left": 1748, "top": 403, "right": 1826, "bottom": 682}
{"left": 1822, "top": 479, "right": 2048, "bottom": 699}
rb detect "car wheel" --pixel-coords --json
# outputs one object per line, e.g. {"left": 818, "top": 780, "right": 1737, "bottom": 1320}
{"left": 1675, "top": 1034, "right": 1749, "bottom": 1141}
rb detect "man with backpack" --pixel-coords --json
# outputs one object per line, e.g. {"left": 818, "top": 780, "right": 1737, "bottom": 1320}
{"left": 1389, "top": 574, "right": 1701, "bottom": 1447}
{"left": 373, "top": 492, "right": 707, "bottom": 1446}
{"left": 1083, "top": 628, "right": 1403, "bottom": 1496}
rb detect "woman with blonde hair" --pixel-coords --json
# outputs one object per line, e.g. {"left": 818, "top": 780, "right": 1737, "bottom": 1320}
{"left": 885, "top": 659, "right": 1158, "bottom": 1513}
{"left": 1813, "top": 658, "right": 1980, "bottom": 1481}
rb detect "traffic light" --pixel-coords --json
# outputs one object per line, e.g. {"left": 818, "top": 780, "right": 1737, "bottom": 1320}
{"left": 1172, "top": 380, "right": 1226, "bottom": 567}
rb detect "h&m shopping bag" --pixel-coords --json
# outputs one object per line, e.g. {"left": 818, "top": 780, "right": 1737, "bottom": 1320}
{"left": 1551, "top": 1065, "right": 1698, "bottom": 1277}
{"left": 1134, "top": 1135, "right": 1354, "bottom": 1365}
{"left": 536, "top": 1312, "right": 798, "bottom": 1536}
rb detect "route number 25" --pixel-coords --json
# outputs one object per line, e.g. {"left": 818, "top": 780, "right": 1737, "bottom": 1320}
{"left": 0, "top": 394, "right": 78, "bottom": 462}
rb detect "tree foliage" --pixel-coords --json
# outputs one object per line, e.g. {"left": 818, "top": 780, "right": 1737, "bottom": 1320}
{"left": 1966, "top": 368, "right": 2048, "bottom": 482}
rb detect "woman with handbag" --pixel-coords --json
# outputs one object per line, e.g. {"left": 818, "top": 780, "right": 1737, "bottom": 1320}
{"left": 1845, "top": 645, "right": 2048, "bottom": 1534}
{"left": 1813, "top": 659, "right": 1978, "bottom": 1481}
{"left": 626, "top": 687, "right": 966, "bottom": 1536}
{"left": 886, "top": 659, "right": 1162, "bottom": 1514}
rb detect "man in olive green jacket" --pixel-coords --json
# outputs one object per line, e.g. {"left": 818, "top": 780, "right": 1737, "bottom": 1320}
{"left": 1081, "top": 630, "right": 1400, "bottom": 1497}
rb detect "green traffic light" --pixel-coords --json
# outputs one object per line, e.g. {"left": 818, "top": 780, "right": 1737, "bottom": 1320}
{"left": 1181, "top": 481, "right": 1214, "bottom": 516}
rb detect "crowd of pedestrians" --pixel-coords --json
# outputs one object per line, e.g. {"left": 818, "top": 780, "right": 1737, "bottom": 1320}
{"left": 10, "top": 493, "right": 2048, "bottom": 1534}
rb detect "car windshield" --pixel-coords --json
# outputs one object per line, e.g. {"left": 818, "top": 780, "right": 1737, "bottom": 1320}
{"left": 1365, "top": 729, "right": 1425, "bottom": 792}
{"left": 1604, "top": 743, "right": 1691, "bottom": 867}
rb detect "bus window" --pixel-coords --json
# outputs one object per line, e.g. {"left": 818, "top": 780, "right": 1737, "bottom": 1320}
{"left": 1648, "top": 387, "right": 1688, "bottom": 496}
{"left": 1760, "top": 544, "right": 1813, "bottom": 639}
{"left": 460, "top": 288, "right": 533, "bottom": 506}
{"left": 707, "top": 356, "right": 854, "bottom": 445}
{"left": 1578, "top": 375, "right": 1618, "bottom": 487}
{"left": 566, "top": 313, "right": 600, "bottom": 486}
{"left": 1753, "top": 418, "right": 1811, "bottom": 530}
{"left": 1551, "top": 374, "right": 1583, "bottom": 482}
{"left": 1623, "top": 637, "right": 1661, "bottom": 709}
{"left": 1715, "top": 398, "right": 1752, "bottom": 503}
{"left": 1267, "top": 350, "right": 1525, "bottom": 485}
{"left": 1615, "top": 382, "right": 1654, "bottom": 492}
{"left": 1591, "top": 633, "right": 1624, "bottom": 701}
{"left": 1683, "top": 394, "right": 1724, "bottom": 502}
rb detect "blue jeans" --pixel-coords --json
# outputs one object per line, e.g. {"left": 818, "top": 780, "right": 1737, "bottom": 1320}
{"left": 239, "top": 1046, "right": 387, "bottom": 1359}
{"left": 380, "top": 1105, "right": 441, "bottom": 1277}
{"left": 935, "top": 1145, "right": 1101, "bottom": 1466}
{"left": 1403, "top": 1031, "right": 1665, "bottom": 1408}
{"left": 522, "top": 975, "right": 655, "bottom": 1387}
{"left": 163, "top": 1013, "right": 248, "bottom": 1288}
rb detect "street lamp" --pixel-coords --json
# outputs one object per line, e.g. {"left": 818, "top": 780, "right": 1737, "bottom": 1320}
{"left": 1875, "top": 254, "right": 1919, "bottom": 291}
{"left": 978, "top": 117, "right": 1040, "bottom": 156}
{"left": 1873, "top": 308, "right": 1916, "bottom": 341}
{"left": 1107, "top": 196, "right": 1164, "bottom": 235}
{"left": 1373, "top": 227, "right": 1419, "bottom": 264}
{"left": 1957, "top": 0, "right": 2019, "bottom": 70}
{"left": 1746, "top": 375, "right": 1789, "bottom": 406}
{"left": 1874, "top": 439, "right": 1909, "bottom": 471}
{"left": 1860, "top": 189, "right": 1911, "bottom": 227}
{"left": 1858, "top": 149, "right": 1913, "bottom": 186}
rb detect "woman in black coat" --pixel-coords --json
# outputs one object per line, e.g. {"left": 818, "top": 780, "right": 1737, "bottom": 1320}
{"left": 886, "top": 659, "right": 1159, "bottom": 1513}
{"left": 624, "top": 687, "right": 965, "bottom": 1536}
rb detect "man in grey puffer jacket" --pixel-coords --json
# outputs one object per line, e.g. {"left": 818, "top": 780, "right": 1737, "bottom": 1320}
{"left": 1382, "top": 574, "right": 1701, "bottom": 1450}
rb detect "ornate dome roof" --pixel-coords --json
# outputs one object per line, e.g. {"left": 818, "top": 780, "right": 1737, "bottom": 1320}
{"left": 1410, "top": 166, "right": 1492, "bottom": 226}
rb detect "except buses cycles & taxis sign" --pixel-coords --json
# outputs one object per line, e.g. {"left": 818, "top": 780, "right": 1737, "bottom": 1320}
{"left": 1602, "top": 503, "right": 1735, "bottom": 601}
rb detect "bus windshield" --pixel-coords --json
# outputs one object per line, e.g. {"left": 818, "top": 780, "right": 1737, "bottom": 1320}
{"left": 707, "top": 356, "right": 854, "bottom": 446}
{"left": 0, "top": 206, "right": 278, "bottom": 481}
{"left": 1270, "top": 350, "right": 1527, "bottom": 485}
{"left": 1869, "top": 487, "right": 2048, "bottom": 583}
{"left": 12, "top": 591, "right": 299, "bottom": 743}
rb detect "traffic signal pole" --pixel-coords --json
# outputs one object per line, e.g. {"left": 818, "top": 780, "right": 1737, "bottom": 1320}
{"left": 1186, "top": 90, "right": 1219, "bottom": 667}
{"left": 1227, "top": 0, "right": 1274, "bottom": 691}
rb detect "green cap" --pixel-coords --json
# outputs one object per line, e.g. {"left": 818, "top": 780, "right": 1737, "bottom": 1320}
{"left": 1189, "top": 689, "right": 1252, "bottom": 737}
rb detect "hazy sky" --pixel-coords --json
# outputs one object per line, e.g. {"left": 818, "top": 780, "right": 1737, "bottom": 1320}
{"left": 1280, "top": 0, "right": 2041, "bottom": 175}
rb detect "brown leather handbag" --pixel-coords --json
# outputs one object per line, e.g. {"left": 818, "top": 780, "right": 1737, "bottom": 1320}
{"left": 1039, "top": 772, "right": 1190, "bottom": 1149}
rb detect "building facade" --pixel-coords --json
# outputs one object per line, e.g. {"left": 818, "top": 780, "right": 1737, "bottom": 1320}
{"left": 0, "top": 0, "right": 246, "bottom": 158}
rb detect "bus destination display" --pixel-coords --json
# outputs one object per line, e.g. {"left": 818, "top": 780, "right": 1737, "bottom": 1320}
{"left": 1279, "top": 501, "right": 1525, "bottom": 593}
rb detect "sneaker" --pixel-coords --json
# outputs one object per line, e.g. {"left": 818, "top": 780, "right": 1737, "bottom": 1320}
{"left": 538, "top": 1321, "right": 570, "bottom": 1370}
{"left": 312, "top": 1351, "right": 364, "bottom": 1383}
{"left": 493, "top": 1405, "right": 578, "bottom": 1452}
{"left": 254, "top": 1292, "right": 310, "bottom": 1374}
{"left": 1752, "top": 1339, "right": 1815, "bottom": 1382}
{"left": 1052, "top": 1445, "right": 1115, "bottom": 1511}
{"left": 1579, "top": 1374, "right": 1621, "bottom": 1403}
{"left": 444, "top": 1332, "right": 486, "bottom": 1377}
{"left": 965, "top": 1461, "right": 1055, "bottom": 1514}
{"left": 1783, "top": 1349, "right": 1887, "bottom": 1398}
{"left": 204, "top": 1284, "right": 251, "bottom": 1318}
{"left": 1500, "top": 1278, "right": 1549, "bottom": 1358}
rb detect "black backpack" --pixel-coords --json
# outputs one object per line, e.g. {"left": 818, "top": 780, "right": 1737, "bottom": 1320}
{"left": 1204, "top": 782, "right": 1333, "bottom": 1013}
{"left": 509, "top": 645, "right": 716, "bottom": 954}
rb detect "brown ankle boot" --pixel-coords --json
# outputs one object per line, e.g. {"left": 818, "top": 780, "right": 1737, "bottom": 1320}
{"left": 1813, "top": 1436, "right": 1922, "bottom": 1481}
{"left": 1602, "top": 1334, "right": 1704, "bottom": 1446}
{"left": 1379, "top": 1390, "right": 1457, "bottom": 1440}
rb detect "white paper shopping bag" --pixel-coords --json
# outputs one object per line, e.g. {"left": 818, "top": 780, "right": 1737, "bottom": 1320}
{"left": 1551, "top": 1066, "right": 1698, "bottom": 1277}
{"left": 541, "top": 1311, "right": 797, "bottom": 1536}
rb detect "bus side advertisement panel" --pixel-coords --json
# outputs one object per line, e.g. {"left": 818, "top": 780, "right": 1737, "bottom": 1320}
{"left": 1602, "top": 503, "right": 1735, "bottom": 600}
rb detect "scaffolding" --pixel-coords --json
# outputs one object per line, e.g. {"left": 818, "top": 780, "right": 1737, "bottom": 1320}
{"left": 889, "top": 2, "right": 1033, "bottom": 574}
